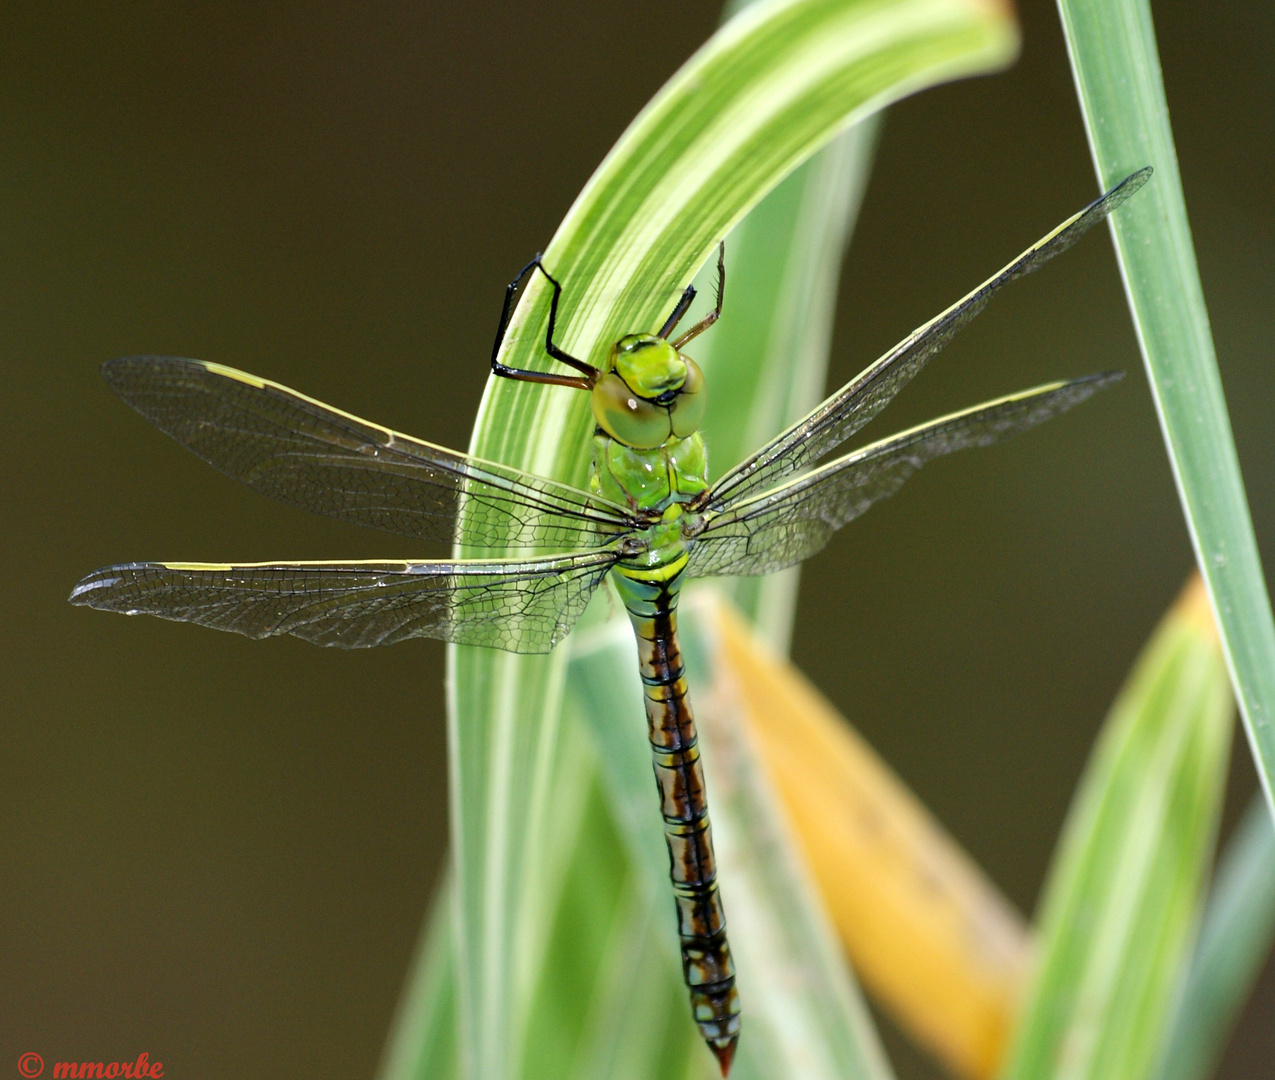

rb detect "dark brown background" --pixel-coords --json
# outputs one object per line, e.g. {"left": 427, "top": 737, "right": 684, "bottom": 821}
{"left": 3, "top": 2, "right": 1272, "bottom": 1077}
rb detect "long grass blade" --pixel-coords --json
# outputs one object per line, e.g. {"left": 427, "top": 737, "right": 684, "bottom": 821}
{"left": 1056, "top": 0, "right": 1275, "bottom": 822}
{"left": 689, "top": 117, "right": 882, "bottom": 651}
{"left": 451, "top": 2, "right": 1019, "bottom": 1077}
{"left": 1151, "top": 795, "right": 1275, "bottom": 1080}
{"left": 516, "top": 120, "right": 887, "bottom": 1080}
{"left": 379, "top": 71, "right": 892, "bottom": 1080}
{"left": 999, "top": 577, "right": 1234, "bottom": 1080}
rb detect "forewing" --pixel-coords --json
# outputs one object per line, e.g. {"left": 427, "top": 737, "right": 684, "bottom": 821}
{"left": 102, "top": 357, "right": 633, "bottom": 550}
{"left": 706, "top": 168, "right": 1151, "bottom": 508}
{"left": 688, "top": 374, "right": 1119, "bottom": 578}
{"left": 69, "top": 549, "right": 619, "bottom": 653}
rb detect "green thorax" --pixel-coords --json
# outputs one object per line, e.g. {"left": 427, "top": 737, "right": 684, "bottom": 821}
{"left": 587, "top": 331, "right": 710, "bottom": 574}
{"left": 591, "top": 431, "right": 708, "bottom": 573}
{"left": 590, "top": 431, "right": 708, "bottom": 513}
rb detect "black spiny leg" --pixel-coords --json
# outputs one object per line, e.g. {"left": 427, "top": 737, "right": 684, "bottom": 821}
{"left": 658, "top": 283, "right": 698, "bottom": 339}
{"left": 490, "top": 256, "right": 600, "bottom": 390}
{"left": 671, "top": 242, "right": 726, "bottom": 350}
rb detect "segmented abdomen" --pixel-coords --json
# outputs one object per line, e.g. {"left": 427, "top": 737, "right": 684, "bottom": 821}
{"left": 614, "top": 562, "right": 740, "bottom": 1072}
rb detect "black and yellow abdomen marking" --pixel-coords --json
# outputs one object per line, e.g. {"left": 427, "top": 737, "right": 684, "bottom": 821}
{"left": 613, "top": 555, "right": 740, "bottom": 1072}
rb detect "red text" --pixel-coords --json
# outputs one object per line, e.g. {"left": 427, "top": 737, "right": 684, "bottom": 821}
{"left": 51, "top": 1054, "right": 163, "bottom": 1079}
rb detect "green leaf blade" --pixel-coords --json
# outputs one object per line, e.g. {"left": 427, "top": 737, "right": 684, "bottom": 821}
{"left": 1057, "top": 0, "right": 1275, "bottom": 825}
{"left": 1152, "top": 795, "right": 1275, "bottom": 1080}
{"left": 468, "top": 0, "right": 1018, "bottom": 491}
{"left": 691, "top": 118, "right": 882, "bottom": 648}
{"left": 1000, "top": 583, "right": 1234, "bottom": 1080}
{"left": 446, "top": 1, "right": 1020, "bottom": 1076}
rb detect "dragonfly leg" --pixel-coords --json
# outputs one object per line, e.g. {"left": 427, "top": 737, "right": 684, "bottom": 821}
{"left": 490, "top": 255, "right": 599, "bottom": 389}
{"left": 658, "top": 283, "right": 698, "bottom": 339}
{"left": 671, "top": 242, "right": 726, "bottom": 350}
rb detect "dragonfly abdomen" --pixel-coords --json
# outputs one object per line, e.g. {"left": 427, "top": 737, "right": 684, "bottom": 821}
{"left": 613, "top": 560, "right": 740, "bottom": 1075}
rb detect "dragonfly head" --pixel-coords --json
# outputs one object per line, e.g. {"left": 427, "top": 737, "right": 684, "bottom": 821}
{"left": 591, "top": 333, "right": 706, "bottom": 449}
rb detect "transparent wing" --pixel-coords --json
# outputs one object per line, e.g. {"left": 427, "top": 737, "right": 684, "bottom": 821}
{"left": 687, "top": 374, "right": 1118, "bottom": 578}
{"left": 705, "top": 168, "right": 1151, "bottom": 509}
{"left": 69, "top": 549, "right": 620, "bottom": 653}
{"left": 102, "top": 356, "right": 635, "bottom": 550}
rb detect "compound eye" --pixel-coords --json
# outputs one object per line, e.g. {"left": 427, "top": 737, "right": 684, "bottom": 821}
{"left": 591, "top": 372, "right": 671, "bottom": 449}
{"left": 669, "top": 356, "right": 706, "bottom": 437}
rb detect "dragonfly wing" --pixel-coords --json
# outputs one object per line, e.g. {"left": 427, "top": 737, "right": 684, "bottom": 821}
{"left": 706, "top": 168, "right": 1151, "bottom": 508}
{"left": 102, "top": 357, "right": 634, "bottom": 550}
{"left": 687, "top": 373, "right": 1119, "bottom": 578}
{"left": 69, "top": 549, "right": 620, "bottom": 653}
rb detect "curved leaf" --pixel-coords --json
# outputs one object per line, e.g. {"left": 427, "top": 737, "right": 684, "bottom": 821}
{"left": 449, "top": 1, "right": 1018, "bottom": 1077}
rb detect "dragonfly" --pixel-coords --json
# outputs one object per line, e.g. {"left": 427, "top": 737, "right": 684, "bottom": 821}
{"left": 71, "top": 167, "right": 1150, "bottom": 1075}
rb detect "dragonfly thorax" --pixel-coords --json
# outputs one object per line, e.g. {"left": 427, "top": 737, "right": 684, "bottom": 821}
{"left": 590, "top": 427, "right": 708, "bottom": 519}
{"left": 591, "top": 333, "right": 706, "bottom": 449}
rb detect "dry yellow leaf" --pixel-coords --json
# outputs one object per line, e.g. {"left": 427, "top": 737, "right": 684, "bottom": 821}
{"left": 708, "top": 597, "right": 1032, "bottom": 1080}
